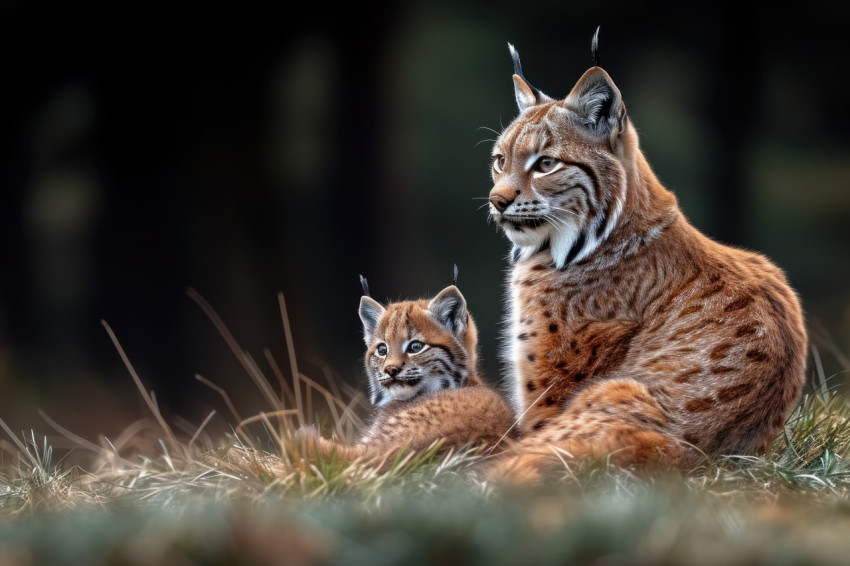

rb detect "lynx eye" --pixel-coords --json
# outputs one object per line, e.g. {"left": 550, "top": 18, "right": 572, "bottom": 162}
{"left": 533, "top": 156, "right": 560, "bottom": 173}
{"left": 492, "top": 154, "right": 505, "bottom": 174}
{"left": 407, "top": 341, "right": 426, "bottom": 354}
{"left": 376, "top": 343, "right": 388, "bottom": 357}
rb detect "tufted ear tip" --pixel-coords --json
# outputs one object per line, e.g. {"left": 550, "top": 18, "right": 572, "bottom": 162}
{"left": 507, "top": 43, "right": 552, "bottom": 113}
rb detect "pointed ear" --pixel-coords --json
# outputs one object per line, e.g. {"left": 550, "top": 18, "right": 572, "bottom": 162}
{"left": 509, "top": 43, "right": 552, "bottom": 112}
{"left": 565, "top": 67, "right": 626, "bottom": 142}
{"left": 358, "top": 296, "right": 385, "bottom": 342}
{"left": 427, "top": 286, "right": 468, "bottom": 336}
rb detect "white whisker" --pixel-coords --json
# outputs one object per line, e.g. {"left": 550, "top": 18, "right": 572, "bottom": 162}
{"left": 477, "top": 126, "right": 502, "bottom": 136}
{"left": 548, "top": 205, "right": 582, "bottom": 219}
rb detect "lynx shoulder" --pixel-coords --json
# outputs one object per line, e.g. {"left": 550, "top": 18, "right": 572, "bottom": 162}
{"left": 486, "top": 40, "right": 807, "bottom": 480}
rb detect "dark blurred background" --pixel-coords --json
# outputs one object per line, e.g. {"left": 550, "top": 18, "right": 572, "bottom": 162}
{"left": 2, "top": 2, "right": 849, "bottom": 439}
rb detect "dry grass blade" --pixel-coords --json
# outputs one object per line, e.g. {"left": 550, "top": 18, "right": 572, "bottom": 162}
{"left": 38, "top": 410, "right": 104, "bottom": 455}
{"left": 188, "top": 411, "right": 217, "bottom": 450}
{"left": 186, "top": 289, "right": 283, "bottom": 414}
{"left": 0, "top": 415, "right": 36, "bottom": 466}
{"left": 194, "top": 374, "right": 243, "bottom": 423}
{"left": 263, "top": 348, "right": 297, "bottom": 408}
{"left": 101, "top": 320, "right": 177, "bottom": 446}
{"left": 278, "top": 292, "right": 304, "bottom": 427}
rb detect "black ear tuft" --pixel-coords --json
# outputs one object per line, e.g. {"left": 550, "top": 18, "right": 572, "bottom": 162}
{"left": 591, "top": 26, "right": 601, "bottom": 66}
{"left": 507, "top": 43, "right": 553, "bottom": 112}
{"left": 428, "top": 286, "right": 468, "bottom": 336}
{"left": 508, "top": 42, "right": 524, "bottom": 77}
{"left": 359, "top": 274, "right": 370, "bottom": 297}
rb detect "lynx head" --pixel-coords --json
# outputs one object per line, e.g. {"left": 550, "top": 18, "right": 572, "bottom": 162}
{"left": 358, "top": 286, "right": 479, "bottom": 407}
{"left": 488, "top": 38, "right": 649, "bottom": 270}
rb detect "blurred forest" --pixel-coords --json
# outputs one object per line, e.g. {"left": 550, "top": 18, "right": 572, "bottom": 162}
{"left": 1, "top": 2, "right": 849, "bottom": 439}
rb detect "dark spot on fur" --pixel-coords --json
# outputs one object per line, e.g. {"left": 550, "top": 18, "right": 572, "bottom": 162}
{"left": 680, "top": 305, "right": 703, "bottom": 316}
{"left": 708, "top": 273, "right": 722, "bottom": 283}
{"left": 518, "top": 333, "right": 530, "bottom": 340}
{"left": 724, "top": 296, "right": 754, "bottom": 312}
{"left": 717, "top": 383, "right": 753, "bottom": 403}
{"left": 527, "top": 380, "right": 536, "bottom": 392}
{"left": 685, "top": 398, "right": 715, "bottom": 412}
{"left": 746, "top": 349, "right": 768, "bottom": 362}
{"left": 710, "top": 366, "right": 736, "bottom": 374}
{"left": 573, "top": 372, "right": 586, "bottom": 382}
{"left": 735, "top": 323, "right": 760, "bottom": 337}
{"left": 554, "top": 362, "right": 566, "bottom": 369}
{"left": 696, "top": 280, "right": 726, "bottom": 300}
{"left": 527, "top": 354, "right": 536, "bottom": 362}
{"left": 523, "top": 279, "right": 536, "bottom": 286}
{"left": 532, "top": 263, "right": 548, "bottom": 271}
{"left": 710, "top": 343, "right": 733, "bottom": 360}
{"left": 544, "top": 310, "right": 552, "bottom": 318}
{"left": 533, "top": 420, "right": 548, "bottom": 430}
{"left": 545, "top": 396, "right": 557, "bottom": 406}
{"left": 673, "top": 367, "right": 701, "bottom": 384}
{"left": 613, "top": 275, "right": 621, "bottom": 284}
{"left": 549, "top": 323, "right": 558, "bottom": 333}
{"left": 441, "top": 378, "right": 450, "bottom": 389}
{"left": 764, "top": 291, "right": 788, "bottom": 318}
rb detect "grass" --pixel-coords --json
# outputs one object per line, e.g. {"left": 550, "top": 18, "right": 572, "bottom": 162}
{"left": 0, "top": 293, "right": 849, "bottom": 564}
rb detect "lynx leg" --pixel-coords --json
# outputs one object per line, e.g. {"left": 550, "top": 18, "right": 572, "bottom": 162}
{"left": 488, "top": 379, "right": 698, "bottom": 484}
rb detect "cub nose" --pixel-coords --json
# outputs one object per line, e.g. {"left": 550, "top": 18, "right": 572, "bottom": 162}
{"left": 489, "top": 186, "right": 518, "bottom": 212}
{"left": 383, "top": 365, "right": 401, "bottom": 378}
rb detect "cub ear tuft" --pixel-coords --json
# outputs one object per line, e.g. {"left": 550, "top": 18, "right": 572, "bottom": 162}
{"left": 428, "top": 285, "right": 468, "bottom": 336}
{"left": 359, "top": 296, "right": 385, "bottom": 343}
{"left": 565, "top": 67, "right": 626, "bottom": 142}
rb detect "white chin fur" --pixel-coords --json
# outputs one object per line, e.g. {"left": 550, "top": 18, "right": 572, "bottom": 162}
{"left": 503, "top": 224, "right": 550, "bottom": 249}
{"left": 386, "top": 383, "right": 421, "bottom": 401}
{"left": 503, "top": 217, "right": 585, "bottom": 268}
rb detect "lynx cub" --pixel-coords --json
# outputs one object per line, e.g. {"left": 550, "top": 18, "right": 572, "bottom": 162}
{"left": 304, "top": 285, "right": 515, "bottom": 466}
{"left": 486, "top": 39, "right": 807, "bottom": 480}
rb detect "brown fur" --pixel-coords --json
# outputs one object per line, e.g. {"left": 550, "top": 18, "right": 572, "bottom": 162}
{"left": 303, "top": 287, "right": 516, "bottom": 469}
{"left": 487, "top": 54, "right": 807, "bottom": 482}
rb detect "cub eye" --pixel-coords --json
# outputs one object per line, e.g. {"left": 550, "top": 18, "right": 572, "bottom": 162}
{"left": 534, "top": 156, "right": 560, "bottom": 173}
{"left": 407, "top": 341, "right": 425, "bottom": 354}
{"left": 376, "top": 344, "right": 388, "bottom": 357}
{"left": 492, "top": 154, "right": 505, "bottom": 174}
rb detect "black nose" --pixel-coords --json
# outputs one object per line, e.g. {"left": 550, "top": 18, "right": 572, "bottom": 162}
{"left": 384, "top": 365, "right": 401, "bottom": 377}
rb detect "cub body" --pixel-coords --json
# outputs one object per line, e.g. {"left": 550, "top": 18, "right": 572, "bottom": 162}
{"left": 303, "top": 286, "right": 515, "bottom": 466}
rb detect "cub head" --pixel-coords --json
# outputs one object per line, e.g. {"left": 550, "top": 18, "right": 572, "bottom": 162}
{"left": 489, "top": 38, "right": 643, "bottom": 270}
{"left": 358, "top": 286, "right": 478, "bottom": 407}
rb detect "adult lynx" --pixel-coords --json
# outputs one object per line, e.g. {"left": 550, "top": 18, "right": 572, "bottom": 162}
{"left": 486, "top": 38, "right": 807, "bottom": 479}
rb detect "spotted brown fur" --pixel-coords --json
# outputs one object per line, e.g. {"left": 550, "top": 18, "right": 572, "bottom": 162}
{"left": 486, "top": 44, "right": 807, "bottom": 483}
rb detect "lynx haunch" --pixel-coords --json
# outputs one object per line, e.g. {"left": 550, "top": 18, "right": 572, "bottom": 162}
{"left": 486, "top": 41, "right": 807, "bottom": 479}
